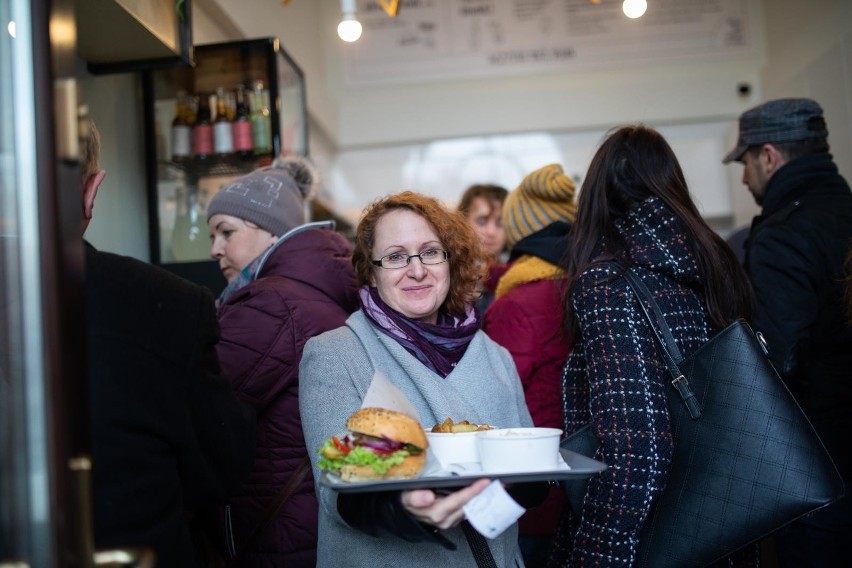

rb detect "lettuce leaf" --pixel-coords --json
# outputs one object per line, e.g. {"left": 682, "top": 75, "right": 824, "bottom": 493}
{"left": 318, "top": 442, "right": 409, "bottom": 475}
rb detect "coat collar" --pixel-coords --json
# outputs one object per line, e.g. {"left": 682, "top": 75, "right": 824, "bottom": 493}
{"left": 761, "top": 153, "right": 839, "bottom": 215}
{"left": 613, "top": 196, "right": 702, "bottom": 288}
{"left": 254, "top": 220, "right": 336, "bottom": 277}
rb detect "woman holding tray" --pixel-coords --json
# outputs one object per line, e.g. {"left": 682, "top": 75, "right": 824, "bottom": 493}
{"left": 550, "top": 126, "right": 757, "bottom": 567}
{"left": 299, "top": 191, "right": 548, "bottom": 567}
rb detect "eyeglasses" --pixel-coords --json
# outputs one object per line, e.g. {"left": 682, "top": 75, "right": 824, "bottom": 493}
{"left": 371, "top": 248, "right": 450, "bottom": 270}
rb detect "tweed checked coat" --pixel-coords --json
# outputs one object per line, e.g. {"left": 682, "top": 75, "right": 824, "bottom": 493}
{"left": 557, "top": 197, "right": 716, "bottom": 567}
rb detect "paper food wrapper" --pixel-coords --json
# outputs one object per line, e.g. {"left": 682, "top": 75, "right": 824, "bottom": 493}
{"left": 360, "top": 370, "right": 421, "bottom": 422}
{"left": 360, "top": 370, "right": 444, "bottom": 475}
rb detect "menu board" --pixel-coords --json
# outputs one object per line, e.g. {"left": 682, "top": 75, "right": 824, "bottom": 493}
{"left": 343, "top": 0, "right": 756, "bottom": 85}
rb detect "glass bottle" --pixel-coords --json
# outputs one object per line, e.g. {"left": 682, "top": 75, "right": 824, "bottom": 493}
{"left": 172, "top": 185, "right": 212, "bottom": 261}
{"left": 232, "top": 84, "right": 254, "bottom": 160}
{"left": 251, "top": 80, "right": 272, "bottom": 156}
{"left": 192, "top": 92, "right": 214, "bottom": 161}
{"left": 213, "top": 86, "right": 234, "bottom": 156}
{"left": 170, "top": 90, "right": 192, "bottom": 163}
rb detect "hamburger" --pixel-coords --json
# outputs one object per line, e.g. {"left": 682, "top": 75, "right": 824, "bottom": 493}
{"left": 318, "top": 407, "right": 429, "bottom": 481}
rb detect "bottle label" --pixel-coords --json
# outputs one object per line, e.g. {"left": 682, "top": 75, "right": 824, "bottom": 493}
{"left": 214, "top": 122, "right": 234, "bottom": 154}
{"left": 193, "top": 124, "right": 213, "bottom": 156}
{"left": 252, "top": 117, "right": 272, "bottom": 154}
{"left": 232, "top": 121, "right": 253, "bottom": 152}
{"left": 171, "top": 125, "right": 192, "bottom": 159}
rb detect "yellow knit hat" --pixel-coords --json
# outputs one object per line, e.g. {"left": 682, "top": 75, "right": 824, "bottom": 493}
{"left": 502, "top": 163, "right": 577, "bottom": 247}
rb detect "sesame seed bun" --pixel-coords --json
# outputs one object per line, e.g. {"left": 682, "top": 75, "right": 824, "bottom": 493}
{"left": 347, "top": 407, "right": 429, "bottom": 449}
{"left": 343, "top": 407, "right": 429, "bottom": 480}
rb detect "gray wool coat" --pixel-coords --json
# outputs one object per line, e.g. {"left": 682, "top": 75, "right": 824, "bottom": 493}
{"left": 299, "top": 310, "right": 533, "bottom": 568}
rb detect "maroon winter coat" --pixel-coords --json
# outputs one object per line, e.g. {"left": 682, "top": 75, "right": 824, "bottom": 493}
{"left": 216, "top": 227, "right": 358, "bottom": 567}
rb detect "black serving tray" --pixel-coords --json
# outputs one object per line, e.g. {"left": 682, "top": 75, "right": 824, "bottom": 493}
{"left": 320, "top": 448, "right": 606, "bottom": 493}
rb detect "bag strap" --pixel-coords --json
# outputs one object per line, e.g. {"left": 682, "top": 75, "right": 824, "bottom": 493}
{"left": 620, "top": 268, "right": 702, "bottom": 420}
{"left": 460, "top": 520, "right": 498, "bottom": 568}
{"left": 230, "top": 455, "right": 312, "bottom": 567}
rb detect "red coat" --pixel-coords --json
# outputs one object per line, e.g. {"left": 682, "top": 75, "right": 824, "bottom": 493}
{"left": 483, "top": 264, "right": 571, "bottom": 537}
{"left": 484, "top": 277, "right": 568, "bottom": 429}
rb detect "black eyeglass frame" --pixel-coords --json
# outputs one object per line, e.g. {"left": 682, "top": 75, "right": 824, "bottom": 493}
{"left": 371, "top": 249, "right": 450, "bottom": 270}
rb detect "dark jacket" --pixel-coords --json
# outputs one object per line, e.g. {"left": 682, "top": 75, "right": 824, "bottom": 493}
{"left": 552, "top": 199, "right": 757, "bottom": 567}
{"left": 86, "top": 242, "right": 256, "bottom": 568}
{"left": 745, "top": 153, "right": 852, "bottom": 478}
{"left": 216, "top": 227, "right": 358, "bottom": 567}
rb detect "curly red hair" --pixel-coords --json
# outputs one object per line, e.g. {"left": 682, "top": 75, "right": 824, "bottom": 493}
{"left": 352, "top": 191, "right": 487, "bottom": 318}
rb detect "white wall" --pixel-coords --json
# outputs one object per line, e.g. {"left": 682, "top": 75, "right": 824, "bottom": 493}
{"left": 221, "top": 1, "right": 766, "bottom": 147}
{"left": 762, "top": 0, "right": 852, "bottom": 181}
{"left": 78, "top": 71, "right": 149, "bottom": 259}
{"left": 327, "top": 121, "right": 736, "bottom": 228}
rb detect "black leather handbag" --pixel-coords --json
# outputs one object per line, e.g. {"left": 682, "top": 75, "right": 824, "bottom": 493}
{"left": 561, "top": 268, "right": 845, "bottom": 568}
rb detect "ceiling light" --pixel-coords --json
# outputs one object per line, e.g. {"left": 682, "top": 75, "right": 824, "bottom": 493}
{"left": 338, "top": 18, "right": 362, "bottom": 42}
{"left": 338, "top": 0, "right": 362, "bottom": 42}
{"left": 623, "top": 0, "right": 648, "bottom": 19}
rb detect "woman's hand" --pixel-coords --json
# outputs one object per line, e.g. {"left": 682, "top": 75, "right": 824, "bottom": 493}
{"left": 400, "top": 478, "right": 491, "bottom": 529}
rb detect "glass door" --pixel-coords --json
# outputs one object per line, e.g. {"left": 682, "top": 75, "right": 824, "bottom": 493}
{"left": 1, "top": 1, "right": 55, "bottom": 564}
{"left": 2, "top": 0, "right": 93, "bottom": 565}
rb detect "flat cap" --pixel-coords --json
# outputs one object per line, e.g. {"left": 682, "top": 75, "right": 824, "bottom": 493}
{"left": 723, "top": 98, "right": 828, "bottom": 164}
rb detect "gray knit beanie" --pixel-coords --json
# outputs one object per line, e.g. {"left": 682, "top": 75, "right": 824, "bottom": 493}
{"left": 207, "top": 155, "right": 318, "bottom": 237}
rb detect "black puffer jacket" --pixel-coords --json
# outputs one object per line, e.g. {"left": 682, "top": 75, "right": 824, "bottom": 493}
{"left": 745, "top": 152, "right": 852, "bottom": 478}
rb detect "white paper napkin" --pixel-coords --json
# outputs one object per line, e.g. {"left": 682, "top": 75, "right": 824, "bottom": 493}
{"left": 462, "top": 480, "right": 525, "bottom": 539}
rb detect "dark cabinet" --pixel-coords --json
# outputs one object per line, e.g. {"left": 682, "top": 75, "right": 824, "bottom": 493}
{"left": 142, "top": 38, "right": 308, "bottom": 295}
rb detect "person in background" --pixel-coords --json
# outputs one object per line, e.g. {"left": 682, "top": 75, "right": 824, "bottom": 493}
{"left": 483, "top": 164, "right": 576, "bottom": 566}
{"left": 723, "top": 97, "right": 852, "bottom": 567}
{"left": 299, "top": 191, "right": 548, "bottom": 567}
{"left": 207, "top": 157, "right": 359, "bottom": 567}
{"left": 82, "top": 120, "right": 256, "bottom": 567}
{"left": 457, "top": 183, "right": 509, "bottom": 312}
{"left": 724, "top": 224, "right": 749, "bottom": 264}
{"left": 550, "top": 125, "right": 756, "bottom": 567}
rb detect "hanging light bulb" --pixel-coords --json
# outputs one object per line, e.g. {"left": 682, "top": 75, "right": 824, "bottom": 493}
{"left": 623, "top": 0, "right": 648, "bottom": 19}
{"left": 338, "top": 0, "right": 362, "bottom": 42}
{"left": 338, "top": 18, "right": 362, "bottom": 42}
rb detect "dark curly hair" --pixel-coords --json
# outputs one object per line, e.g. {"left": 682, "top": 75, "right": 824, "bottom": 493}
{"left": 352, "top": 191, "right": 488, "bottom": 318}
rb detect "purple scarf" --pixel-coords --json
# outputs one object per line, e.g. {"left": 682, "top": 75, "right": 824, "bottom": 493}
{"left": 359, "top": 286, "right": 481, "bottom": 378}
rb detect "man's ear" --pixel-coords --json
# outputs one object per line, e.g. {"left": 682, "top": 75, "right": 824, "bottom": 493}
{"left": 761, "top": 144, "right": 787, "bottom": 176}
{"left": 82, "top": 170, "right": 106, "bottom": 220}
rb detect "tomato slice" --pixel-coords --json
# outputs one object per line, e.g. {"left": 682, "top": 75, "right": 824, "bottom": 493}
{"left": 332, "top": 435, "right": 351, "bottom": 455}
